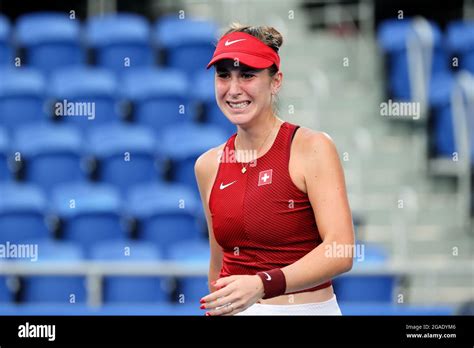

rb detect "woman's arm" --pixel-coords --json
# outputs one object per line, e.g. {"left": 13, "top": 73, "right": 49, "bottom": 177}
{"left": 281, "top": 131, "right": 354, "bottom": 292}
{"left": 195, "top": 147, "right": 224, "bottom": 293}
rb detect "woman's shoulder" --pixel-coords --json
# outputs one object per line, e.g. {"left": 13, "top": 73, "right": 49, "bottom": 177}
{"left": 293, "top": 126, "right": 336, "bottom": 155}
{"left": 288, "top": 126, "right": 338, "bottom": 193}
{"left": 194, "top": 141, "right": 228, "bottom": 180}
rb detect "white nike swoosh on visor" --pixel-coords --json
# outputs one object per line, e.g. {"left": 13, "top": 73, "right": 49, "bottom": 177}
{"left": 220, "top": 180, "right": 238, "bottom": 190}
{"left": 224, "top": 39, "right": 246, "bottom": 46}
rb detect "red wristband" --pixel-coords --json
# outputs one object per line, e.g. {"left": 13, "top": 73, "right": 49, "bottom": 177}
{"left": 256, "top": 268, "right": 286, "bottom": 299}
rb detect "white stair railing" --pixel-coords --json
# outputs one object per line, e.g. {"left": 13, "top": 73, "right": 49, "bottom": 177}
{"left": 451, "top": 71, "right": 474, "bottom": 233}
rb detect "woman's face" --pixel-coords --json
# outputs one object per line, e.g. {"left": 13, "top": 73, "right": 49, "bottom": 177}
{"left": 214, "top": 60, "right": 281, "bottom": 126}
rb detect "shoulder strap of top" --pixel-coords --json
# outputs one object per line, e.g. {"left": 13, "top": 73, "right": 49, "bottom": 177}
{"left": 228, "top": 132, "right": 237, "bottom": 151}
{"left": 283, "top": 122, "right": 300, "bottom": 163}
{"left": 284, "top": 121, "right": 300, "bottom": 146}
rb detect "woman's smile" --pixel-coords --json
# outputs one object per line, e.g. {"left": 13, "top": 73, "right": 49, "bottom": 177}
{"left": 226, "top": 100, "right": 252, "bottom": 111}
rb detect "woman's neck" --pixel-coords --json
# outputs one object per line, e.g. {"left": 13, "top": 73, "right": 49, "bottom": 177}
{"left": 236, "top": 113, "right": 284, "bottom": 151}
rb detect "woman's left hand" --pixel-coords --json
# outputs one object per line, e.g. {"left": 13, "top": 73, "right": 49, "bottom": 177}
{"left": 200, "top": 275, "right": 265, "bottom": 316}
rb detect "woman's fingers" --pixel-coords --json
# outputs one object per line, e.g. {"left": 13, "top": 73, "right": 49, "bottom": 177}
{"left": 203, "top": 292, "right": 235, "bottom": 311}
{"left": 207, "top": 301, "right": 241, "bottom": 316}
{"left": 200, "top": 284, "right": 233, "bottom": 308}
{"left": 222, "top": 302, "right": 244, "bottom": 316}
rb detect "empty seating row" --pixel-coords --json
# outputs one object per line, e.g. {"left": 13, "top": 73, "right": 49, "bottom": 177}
{"left": 0, "top": 122, "right": 227, "bottom": 191}
{"left": 0, "top": 12, "right": 218, "bottom": 77}
{"left": 0, "top": 181, "right": 205, "bottom": 255}
{"left": 0, "top": 238, "right": 210, "bottom": 303}
{"left": 377, "top": 19, "right": 474, "bottom": 160}
{"left": 378, "top": 18, "right": 474, "bottom": 101}
{"left": 0, "top": 66, "right": 233, "bottom": 135}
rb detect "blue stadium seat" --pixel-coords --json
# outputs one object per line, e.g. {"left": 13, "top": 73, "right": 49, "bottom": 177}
{"left": 333, "top": 242, "right": 396, "bottom": 303}
{"left": 0, "top": 14, "right": 12, "bottom": 65}
{"left": 88, "top": 123, "right": 158, "bottom": 192}
{"left": 456, "top": 300, "right": 474, "bottom": 315}
{"left": 0, "top": 68, "right": 46, "bottom": 132}
{"left": 429, "top": 72, "right": 456, "bottom": 157}
{"left": 446, "top": 21, "right": 474, "bottom": 74}
{"left": 14, "top": 123, "right": 86, "bottom": 192}
{"left": 128, "top": 182, "right": 202, "bottom": 255}
{"left": 49, "top": 67, "right": 119, "bottom": 128}
{"left": 158, "top": 123, "right": 227, "bottom": 189}
{"left": 168, "top": 240, "right": 209, "bottom": 302}
{"left": 21, "top": 239, "right": 87, "bottom": 303}
{"left": 121, "top": 67, "right": 192, "bottom": 132}
{"left": 0, "top": 276, "right": 15, "bottom": 303}
{"left": 378, "top": 19, "right": 415, "bottom": 101}
{"left": 334, "top": 274, "right": 396, "bottom": 303}
{"left": 0, "top": 127, "right": 11, "bottom": 181}
{"left": 15, "top": 12, "right": 84, "bottom": 74}
{"left": 85, "top": 13, "right": 153, "bottom": 73}
{"left": 154, "top": 18, "right": 217, "bottom": 78}
{"left": 0, "top": 183, "right": 49, "bottom": 244}
{"left": 52, "top": 182, "right": 126, "bottom": 253}
{"left": 90, "top": 239, "right": 168, "bottom": 303}
{"left": 378, "top": 18, "right": 448, "bottom": 101}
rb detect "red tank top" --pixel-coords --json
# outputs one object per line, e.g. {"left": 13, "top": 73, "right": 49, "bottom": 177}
{"left": 209, "top": 121, "right": 331, "bottom": 294}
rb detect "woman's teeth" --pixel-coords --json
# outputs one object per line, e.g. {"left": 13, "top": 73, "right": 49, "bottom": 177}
{"left": 228, "top": 101, "right": 250, "bottom": 109}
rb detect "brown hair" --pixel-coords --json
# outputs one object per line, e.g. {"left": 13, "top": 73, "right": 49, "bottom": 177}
{"left": 221, "top": 23, "right": 283, "bottom": 76}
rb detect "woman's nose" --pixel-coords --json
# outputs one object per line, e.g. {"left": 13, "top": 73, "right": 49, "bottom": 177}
{"left": 228, "top": 77, "right": 243, "bottom": 96}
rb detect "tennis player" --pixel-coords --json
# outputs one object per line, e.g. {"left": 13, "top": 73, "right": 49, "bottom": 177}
{"left": 194, "top": 24, "right": 354, "bottom": 315}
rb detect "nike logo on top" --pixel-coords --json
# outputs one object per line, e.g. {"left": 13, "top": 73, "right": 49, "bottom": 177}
{"left": 224, "top": 39, "right": 246, "bottom": 46}
{"left": 220, "top": 180, "right": 238, "bottom": 190}
{"left": 263, "top": 272, "right": 272, "bottom": 281}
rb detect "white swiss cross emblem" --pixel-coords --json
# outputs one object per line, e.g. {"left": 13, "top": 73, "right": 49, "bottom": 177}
{"left": 258, "top": 169, "right": 273, "bottom": 186}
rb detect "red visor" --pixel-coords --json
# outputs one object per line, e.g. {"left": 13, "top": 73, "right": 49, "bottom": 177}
{"left": 206, "top": 32, "right": 280, "bottom": 70}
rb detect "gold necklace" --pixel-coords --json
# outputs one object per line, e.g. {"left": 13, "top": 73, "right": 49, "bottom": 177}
{"left": 235, "top": 117, "right": 278, "bottom": 174}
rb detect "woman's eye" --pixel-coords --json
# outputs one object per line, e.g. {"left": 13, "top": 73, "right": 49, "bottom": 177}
{"left": 217, "top": 73, "right": 229, "bottom": 78}
{"left": 242, "top": 73, "right": 254, "bottom": 79}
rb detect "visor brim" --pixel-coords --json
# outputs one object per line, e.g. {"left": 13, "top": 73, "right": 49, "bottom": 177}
{"left": 206, "top": 52, "right": 275, "bottom": 69}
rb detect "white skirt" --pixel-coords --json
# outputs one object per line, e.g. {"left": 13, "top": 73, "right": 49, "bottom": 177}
{"left": 235, "top": 294, "right": 342, "bottom": 316}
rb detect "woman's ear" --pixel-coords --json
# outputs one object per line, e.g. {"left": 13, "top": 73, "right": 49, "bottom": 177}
{"left": 271, "top": 71, "right": 283, "bottom": 95}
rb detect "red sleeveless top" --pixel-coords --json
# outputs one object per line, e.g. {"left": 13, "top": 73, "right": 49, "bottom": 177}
{"left": 209, "top": 121, "right": 332, "bottom": 294}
